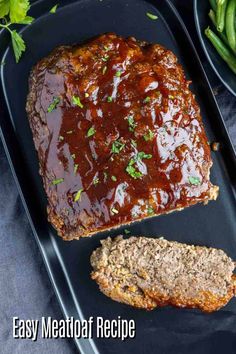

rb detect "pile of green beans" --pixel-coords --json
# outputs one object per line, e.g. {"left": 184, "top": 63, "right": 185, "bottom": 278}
{"left": 205, "top": 0, "right": 236, "bottom": 74}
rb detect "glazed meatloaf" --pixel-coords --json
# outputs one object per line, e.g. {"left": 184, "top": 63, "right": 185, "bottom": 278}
{"left": 91, "top": 236, "right": 236, "bottom": 312}
{"left": 26, "top": 33, "right": 218, "bottom": 240}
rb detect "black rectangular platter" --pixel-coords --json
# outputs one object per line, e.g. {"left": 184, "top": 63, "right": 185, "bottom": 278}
{"left": 0, "top": 0, "right": 236, "bottom": 353}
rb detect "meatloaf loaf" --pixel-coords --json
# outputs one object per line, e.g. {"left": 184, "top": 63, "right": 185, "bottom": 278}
{"left": 26, "top": 33, "right": 218, "bottom": 240}
{"left": 91, "top": 236, "right": 236, "bottom": 312}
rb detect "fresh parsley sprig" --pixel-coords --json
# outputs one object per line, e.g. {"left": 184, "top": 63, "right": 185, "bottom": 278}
{"left": 0, "top": 0, "right": 34, "bottom": 62}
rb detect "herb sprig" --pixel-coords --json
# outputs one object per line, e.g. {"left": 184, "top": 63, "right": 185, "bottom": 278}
{"left": 0, "top": 0, "right": 34, "bottom": 62}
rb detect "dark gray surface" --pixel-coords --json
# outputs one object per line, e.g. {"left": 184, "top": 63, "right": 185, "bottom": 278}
{"left": 0, "top": 1, "right": 235, "bottom": 353}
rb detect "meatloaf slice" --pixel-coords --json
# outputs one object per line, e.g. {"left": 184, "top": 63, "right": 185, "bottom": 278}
{"left": 26, "top": 33, "right": 218, "bottom": 240}
{"left": 91, "top": 236, "right": 236, "bottom": 312}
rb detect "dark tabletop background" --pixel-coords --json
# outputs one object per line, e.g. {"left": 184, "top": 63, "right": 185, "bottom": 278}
{"left": 0, "top": 1, "right": 235, "bottom": 353}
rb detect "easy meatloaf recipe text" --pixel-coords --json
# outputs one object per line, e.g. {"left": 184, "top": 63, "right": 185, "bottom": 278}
{"left": 26, "top": 33, "right": 218, "bottom": 240}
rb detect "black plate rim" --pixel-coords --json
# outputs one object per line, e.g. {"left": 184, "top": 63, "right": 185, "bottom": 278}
{"left": 193, "top": 0, "right": 236, "bottom": 98}
{"left": 0, "top": 1, "right": 236, "bottom": 353}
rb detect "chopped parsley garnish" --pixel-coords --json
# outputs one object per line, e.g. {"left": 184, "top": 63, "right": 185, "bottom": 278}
{"left": 102, "top": 66, "right": 107, "bottom": 74}
{"left": 111, "top": 140, "right": 125, "bottom": 154}
{"left": 126, "top": 152, "right": 152, "bottom": 179}
{"left": 74, "top": 189, "right": 83, "bottom": 202}
{"left": 74, "top": 164, "right": 79, "bottom": 174}
{"left": 115, "top": 71, "right": 122, "bottom": 77}
{"left": 103, "top": 171, "right": 108, "bottom": 180}
{"left": 188, "top": 176, "right": 201, "bottom": 185}
{"left": 131, "top": 139, "right": 137, "bottom": 148}
{"left": 59, "top": 135, "right": 64, "bottom": 141}
{"left": 126, "top": 159, "right": 143, "bottom": 179}
{"left": 146, "top": 12, "right": 158, "bottom": 20}
{"left": 72, "top": 95, "right": 84, "bottom": 108}
{"left": 111, "top": 207, "right": 119, "bottom": 215}
{"left": 111, "top": 175, "right": 117, "bottom": 181}
{"left": 104, "top": 45, "right": 109, "bottom": 51}
{"left": 50, "top": 4, "right": 58, "bottom": 14}
{"left": 85, "top": 92, "right": 89, "bottom": 98}
{"left": 124, "top": 229, "right": 131, "bottom": 234}
{"left": 93, "top": 177, "right": 100, "bottom": 185}
{"left": 143, "top": 96, "right": 151, "bottom": 103}
{"left": 52, "top": 178, "right": 64, "bottom": 185}
{"left": 137, "top": 151, "right": 152, "bottom": 160}
{"left": 71, "top": 154, "right": 76, "bottom": 159}
{"left": 101, "top": 54, "right": 109, "bottom": 62}
{"left": 87, "top": 127, "right": 96, "bottom": 137}
{"left": 147, "top": 206, "right": 154, "bottom": 215}
{"left": 168, "top": 94, "right": 174, "bottom": 99}
{"left": 144, "top": 129, "right": 155, "bottom": 141}
{"left": 127, "top": 116, "right": 137, "bottom": 132}
{"left": 107, "top": 96, "right": 113, "bottom": 102}
{"left": 47, "top": 97, "right": 60, "bottom": 112}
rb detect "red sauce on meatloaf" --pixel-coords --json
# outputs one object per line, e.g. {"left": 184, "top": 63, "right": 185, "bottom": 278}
{"left": 26, "top": 33, "right": 218, "bottom": 240}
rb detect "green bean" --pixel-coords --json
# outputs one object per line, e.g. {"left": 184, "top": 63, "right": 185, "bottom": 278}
{"left": 209, "top": 9, "right": 229, "bottom": 44}
{"left": 209, "top": 0, "right": 217, "bottom": 11}
{"left": 216, "top": 0, "right": 227, "bottom": 32}
{"left": 205, "top": 27, "right": 236, "bottom": 74}
{"left": 225, "top": 0, "right": 236, "bottom": 53}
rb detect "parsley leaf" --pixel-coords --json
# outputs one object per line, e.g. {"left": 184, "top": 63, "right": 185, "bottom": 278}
{"left": 126, "top": 152, "right": 152, "bottom": 179}
{"left": 74, "top": 164, "right": 79, "bottom": 175}
{"left": 144, "top": 129, "right": 154, "bottom": 141}
{"left": 93, "top": 177, "right": 100, "bottom": 185}
{"left": 188, "top": 176, "right": 201, "bottom": 185}
{"left": 17, "top": 15, "right": 34, "bottom": 24}
{"left": 11, "top": 30, "right": 26, "bottom": 63}
{"left": 50, "top": 4, "right": 58, "bottom": 14}
{"left": 47, "top": 97, "right": 60, "bottom": 112}
{"left": 111, "top": 140, "right": 125, "bottom": 154}
{"left": 115, "top": 70, "right": 122, "bottom": 77}
{"left": 107, "top": 96, "right": 113, "bottom": 102}
{"left": 10, "top": 0, "right": 30, "bottom": 23}
{"left": 147, "top": 206, "right": 154, "bottom": 215}
{"left": 0, "top": 0, "right": 34, "bottom": 62}
{"left": 146, "top": 12, "right": 158, "bottom": 20}
{"left": 101, "top": 54, "right": 109, "bottom": 62}
{"left": 72, "top": 95, "right": 84, "bottom": 108}
{"left": 0, "top": 0, "right": 10, "bottom": 18}
{"left": 87, "top": 126, "right": 96, "bottom": 137}
{"left": 103, "top": 171, "right": 108, "bottom": 180}
{"left": 126, "top": 158, "right": 143, "bottom": 179}
{"left": 102, "top": 66, "right": 107, "bottom": 74}
{"left": 137, "top": 151, "right": 152, "bottom": 160}
{"left": 143, "top": 96, "right": 151, "bottom": 103}
{"left": 127, "top": 116, "right": 137, "bottom": 132}
{"left": 111, "top": 175, "right": 117, "bottom": 181}
{"left": 52, "top": 178, "right": 64, "bottom": 185}
{"left": 74, "top": 188, "right": 83, "bottom": 202}
{"left": 111, "top": 207, "right": 119, "bottom": 215}
{"left": 124, "top": 229, "right": 131, "bottom": 234}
